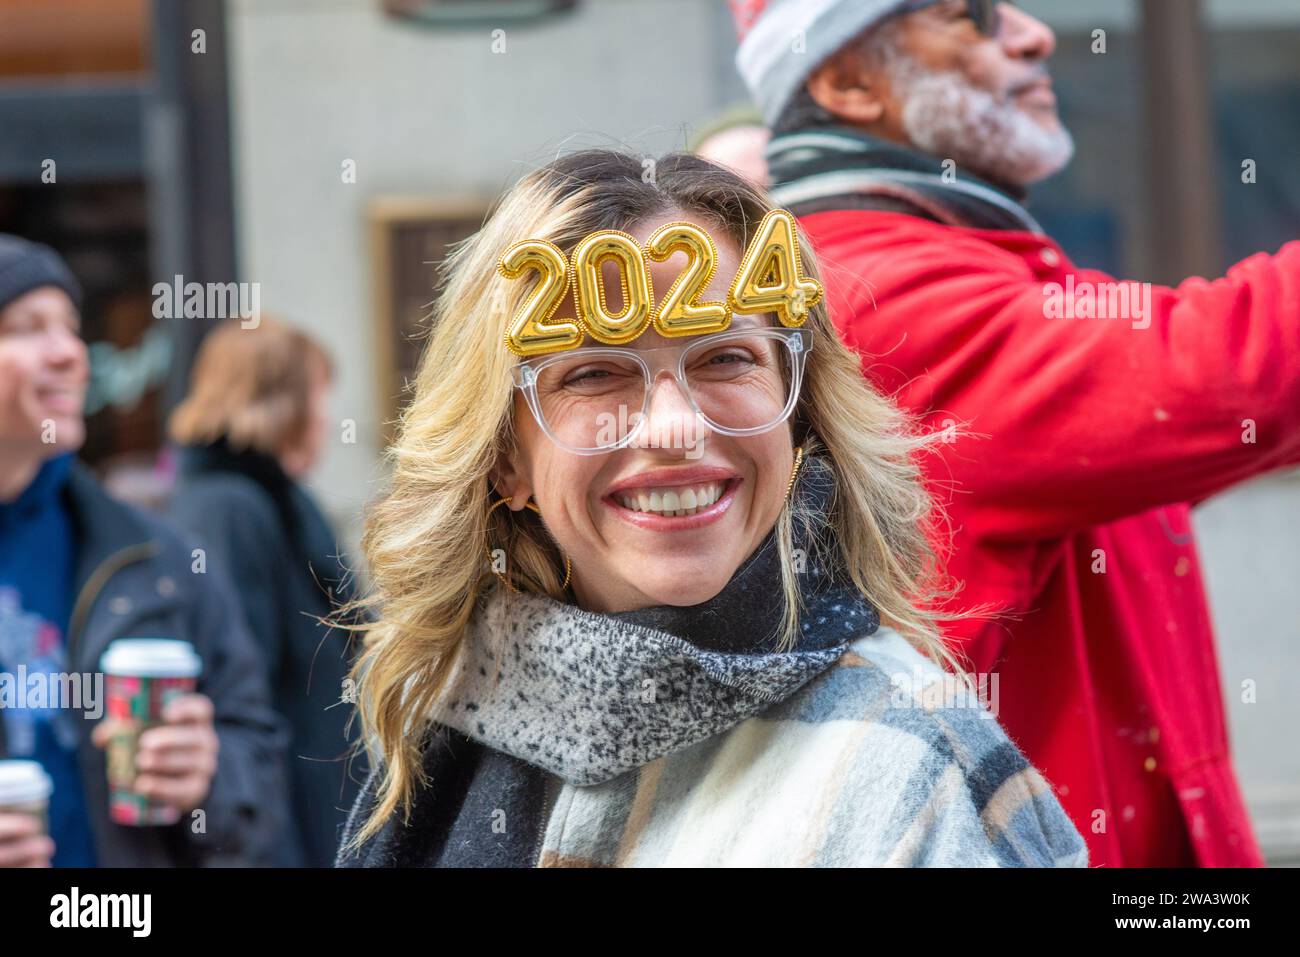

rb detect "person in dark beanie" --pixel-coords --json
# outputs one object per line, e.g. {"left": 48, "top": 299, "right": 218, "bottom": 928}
{"left": 167, "top": 317, "right": 363, "bottom": 868}
{"left": 731, "top": 0, "right": 1300, "bottom": 867}
{"left": 0, "top": 234, "right": 290, "bottom": 866}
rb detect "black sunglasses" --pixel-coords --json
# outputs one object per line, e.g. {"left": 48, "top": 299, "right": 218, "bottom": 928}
{"left": 894, "top": 0, "right": 1003, "bottom": 37}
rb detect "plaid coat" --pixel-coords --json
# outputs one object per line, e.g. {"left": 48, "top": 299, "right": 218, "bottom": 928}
{"left": 337, "top": 586, "right": 1087, "bottom": 867}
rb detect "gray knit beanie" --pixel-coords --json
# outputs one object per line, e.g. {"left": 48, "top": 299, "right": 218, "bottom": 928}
{"left": 0, "top": 234, "right": 84, "bottom": 314}
{"left": 733, "top": 0, "right": 909, "bottom": 127}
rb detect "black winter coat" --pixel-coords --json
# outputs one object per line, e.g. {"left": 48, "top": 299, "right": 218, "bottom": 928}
{"left": 168, "top": 440, "right": 363, "bottom": 867}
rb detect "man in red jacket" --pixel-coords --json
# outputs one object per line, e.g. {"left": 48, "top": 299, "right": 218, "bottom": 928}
{"left": 733, "top": 0, "right": 1300, "bottom": 867}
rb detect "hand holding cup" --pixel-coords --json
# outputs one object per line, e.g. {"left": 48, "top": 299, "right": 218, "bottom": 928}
{"left": 94, "top": 639, "right": 208, "bottom": 826}
{"left": 92, "top": 692, "right": 219, "bottom": 820}
{"left": 0, "top": 813, "right": 55, "bottom": 867}
{"left": 0, "top": 761, "right": 54, "bottom": 867}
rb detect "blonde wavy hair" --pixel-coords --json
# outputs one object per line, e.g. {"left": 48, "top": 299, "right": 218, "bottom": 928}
{"left": 344, "top": 150, "right": 965, "bottom": 848}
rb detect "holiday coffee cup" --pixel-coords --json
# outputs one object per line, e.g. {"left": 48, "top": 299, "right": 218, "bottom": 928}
{"left": 99, "top": 639, "right": 202, "bottom": 826}
{"left": 0, "top": 760, "right": 53, "bottom": 836}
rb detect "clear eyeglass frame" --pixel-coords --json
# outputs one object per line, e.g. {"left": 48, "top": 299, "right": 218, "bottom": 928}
{"left": 509, "top": 326, "right": 813, "bottom": 456}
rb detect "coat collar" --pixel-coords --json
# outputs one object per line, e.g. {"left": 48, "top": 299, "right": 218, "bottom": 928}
{"left": 61, "top": 463, "right": 162, "bottom": 668}
{"left": 767, "top": 124, "right": 1044, "bottom": 234}
{"left": 63, "top": 462, "right": 157, "bottom": 592}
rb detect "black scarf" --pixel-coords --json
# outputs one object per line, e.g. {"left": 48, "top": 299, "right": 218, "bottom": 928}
{"left": 767, "top": 122, "right": 1044, "bottom": 234}
{"left": 608, "top": 450, "right": 878, "bottom": 654}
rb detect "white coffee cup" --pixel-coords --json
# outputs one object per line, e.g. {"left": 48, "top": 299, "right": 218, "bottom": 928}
{"left": 100, "top": 639, "right": 203, "bottom": 679}
{"left": 99, "top": 639, "right": 203, "bottom": 826}
{"left": 0, "top": 760, "right": 53, "bottom": 834}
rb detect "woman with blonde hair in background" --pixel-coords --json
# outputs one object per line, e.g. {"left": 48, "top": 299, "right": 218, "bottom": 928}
{"left": 168, "top": 317, "right": 361, "bottom": 867}
{"left": 336, "top": 150, "right": 1087, "bottom": 867}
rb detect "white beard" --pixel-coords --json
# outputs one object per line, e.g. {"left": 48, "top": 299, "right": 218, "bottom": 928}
{"left": 890, "top": 59, "right": 1075, "bottom": 186}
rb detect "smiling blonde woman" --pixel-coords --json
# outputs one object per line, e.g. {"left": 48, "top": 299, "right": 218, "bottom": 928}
{"left": 336, "top": 150, "right": 1087, "bottom": 868}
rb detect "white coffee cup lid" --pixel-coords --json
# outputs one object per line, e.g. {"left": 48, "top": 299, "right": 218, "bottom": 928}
{"left": 0, "top": 760, "right": 53, "bottom": 805}
{"left": 100, "top": 639, "right": 202, "bottom": 678}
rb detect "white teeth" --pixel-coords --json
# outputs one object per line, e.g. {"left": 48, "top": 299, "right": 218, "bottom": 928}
{"left": 615, "top": 481, "right": 727, "bottom": 516}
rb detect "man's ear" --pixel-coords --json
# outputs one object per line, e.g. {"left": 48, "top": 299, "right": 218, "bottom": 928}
{"left": 805, "top": 45, "right": 887, "bottom": 127}
{"left": 489, "top": 450, "right": 533, "bottom": 511}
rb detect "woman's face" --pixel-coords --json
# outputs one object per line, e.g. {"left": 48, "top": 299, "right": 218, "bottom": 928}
{"left": 494, "top": 211, "right": 796, "bottom": 612}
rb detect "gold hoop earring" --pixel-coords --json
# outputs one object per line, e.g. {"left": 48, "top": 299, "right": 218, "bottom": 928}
{"left": 784, "top": 445, "right": 806, "bottom": 504}
{"left": 485, "top": 497, "right": 573, "bottom": 593}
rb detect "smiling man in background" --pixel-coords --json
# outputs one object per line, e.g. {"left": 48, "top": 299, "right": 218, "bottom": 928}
{"left": 0, "top": 235, "right": 288, "bottom": 867}
{"left": 732, "top": 0, "right": 1300, "bottom": 866}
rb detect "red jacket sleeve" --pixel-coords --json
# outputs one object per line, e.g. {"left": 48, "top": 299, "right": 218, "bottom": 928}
{"left": 811, "top": 212, "right": 1300, "bottom": 542}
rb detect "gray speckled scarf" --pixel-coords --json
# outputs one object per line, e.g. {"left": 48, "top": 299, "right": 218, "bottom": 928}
{"left": 431, "top": 454, "right": 881, "bottom": 786}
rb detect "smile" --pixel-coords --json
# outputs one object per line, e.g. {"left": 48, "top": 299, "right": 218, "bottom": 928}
{"left": 616, "top": 480, "right": 725, "bottom": 517}
{"left": 38, "top": 387, "right": 83, "bottom": 412}
{"left": 603, "top": 469, "right": 741, "bottom": 531}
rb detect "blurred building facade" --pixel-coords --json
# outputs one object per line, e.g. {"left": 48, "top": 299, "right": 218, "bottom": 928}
{"left": 0, "top": 0, "right": 234, "bottom": 485}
